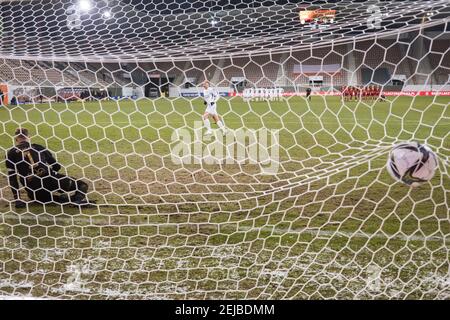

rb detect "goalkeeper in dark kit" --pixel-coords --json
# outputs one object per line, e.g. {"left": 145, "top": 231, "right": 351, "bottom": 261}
{"left": 305, "top": 87, "right": 312, "bottom": 101}
{"left": 5, "top": 128, "right": 93, "bottom": 208}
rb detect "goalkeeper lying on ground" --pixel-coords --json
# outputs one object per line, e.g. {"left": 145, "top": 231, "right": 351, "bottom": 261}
{"left": 5, "top": 128, "right": 93, "bottom": 208}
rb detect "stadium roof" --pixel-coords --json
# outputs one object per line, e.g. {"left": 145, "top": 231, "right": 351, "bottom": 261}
{"left": 0, "top": 0, "right": 448, "bottom": 62}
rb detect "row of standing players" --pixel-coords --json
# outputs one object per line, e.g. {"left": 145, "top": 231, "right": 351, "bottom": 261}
{"left": 242, "top": 86, "right": 385, "bottom": 102}
{"left": 242, "top": 88, "right": 285, "bottom": 101}
{"left": 341, "top": 85, "right": 384, "bottom": 101}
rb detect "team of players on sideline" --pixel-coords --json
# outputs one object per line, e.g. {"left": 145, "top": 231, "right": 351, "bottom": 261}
{"left": 242, "top": 85, "right": 385, "bottom": 102}
{"left": 341, "top": 85, "right": 385, "bottom": 101}
{"left": 243, "top": 87, "right": 285, "bottom": 101}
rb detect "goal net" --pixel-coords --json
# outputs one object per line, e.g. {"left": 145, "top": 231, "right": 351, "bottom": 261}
{"left": 0, "top": 0, "right": 449, "bottom": 299}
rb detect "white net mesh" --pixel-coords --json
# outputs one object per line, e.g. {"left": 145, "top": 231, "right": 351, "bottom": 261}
{"left": 0, "top": 0, "right": 449, "bottom": 300}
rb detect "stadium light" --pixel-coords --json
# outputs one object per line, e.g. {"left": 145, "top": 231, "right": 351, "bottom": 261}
{"left": 103, "top": 9, "right": 112, "bottom": 19}
{"left": 210, "top": 19, "right": 218, "bottom": 26}
{"left": 78, "top": 0, "right": 92, "bottom": 12}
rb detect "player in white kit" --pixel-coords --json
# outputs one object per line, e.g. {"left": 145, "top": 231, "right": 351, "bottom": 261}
{"left": 269, "top": 88, "right": 275, "bottom": 101}
{"left": 202, "top": 81, "right": 227, "bottom": 136}
{"left": 258, "top": 88, "right": 263, "bottom": 101}
{"left": 249, "top": 87, "right": 255, "bottom": 102}
{"left": 264, "top": 88, "right": 270, "bottom": 101}
{"left": 242, "top": 88, "right": 248, "bottom": 102}
{"left": 244, "top": 88, "right": 250, "bottom": 102}
{"left": 278, "top": 87, "right": 284, "bottom": 101}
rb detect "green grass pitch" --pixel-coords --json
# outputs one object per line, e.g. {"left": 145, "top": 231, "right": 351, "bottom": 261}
{"left": 0, "top": 96, "right": 449, "bottom": 299}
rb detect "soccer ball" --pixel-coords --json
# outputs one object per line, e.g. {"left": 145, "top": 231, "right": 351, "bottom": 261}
{"left": 387, "top": 142, "right": 439, "bottom": 187}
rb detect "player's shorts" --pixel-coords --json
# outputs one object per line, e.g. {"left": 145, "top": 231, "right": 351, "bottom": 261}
{"left": 205, "top": 102, "right": 218, "bottom": 116}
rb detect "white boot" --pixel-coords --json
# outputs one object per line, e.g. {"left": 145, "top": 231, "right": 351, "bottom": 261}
{"left": 217, "top": 120, "right": 227, "bottom": 136}
{"left": 204, "top": 118, "right": 212, "bottom": 135}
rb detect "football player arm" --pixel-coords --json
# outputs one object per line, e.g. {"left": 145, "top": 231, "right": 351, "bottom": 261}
{"left": 5, "top": 159, "right": 19, "bottom": 200}
{"left": 44, "top": 149, "right": 61, "bottom": 172}
{"left": 5, "top": 155, "right": 24, "bottom": 208}
{"left": 213, "top": 90, "right": 220, "bottom": 103}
